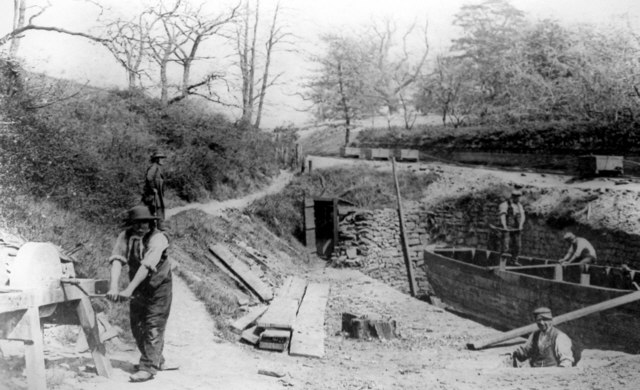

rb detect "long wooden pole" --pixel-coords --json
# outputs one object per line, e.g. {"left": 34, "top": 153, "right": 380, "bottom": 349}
{"left": 391, "top": 157, "right": 417, "bottom": 297}
{"left": 467, "top": 290, "right": 640, "bottom": 350}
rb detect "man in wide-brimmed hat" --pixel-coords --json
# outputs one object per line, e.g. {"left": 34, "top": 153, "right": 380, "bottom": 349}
{"left": 141, "top": 150, "right": 167, "bottom": 229}
{"left": 512, "top": 307, "right": 574, "bottom": 368}
{"left": 106, "top": 205, "right": 173, "bottom": 382}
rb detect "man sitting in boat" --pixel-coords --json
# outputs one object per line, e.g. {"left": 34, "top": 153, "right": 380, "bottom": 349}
{"left": 512, "top": 307, "right": 574, "bottom": 368}
{"left": 498, "top": 189, "right": 525, "bottom": 265}
{"left": 558, "top": 232, "right": 597, "bottom": 269}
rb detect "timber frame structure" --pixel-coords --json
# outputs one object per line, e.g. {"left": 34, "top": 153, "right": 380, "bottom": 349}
{"left": 0, "top": 278, "right": 112, "bottom": 390}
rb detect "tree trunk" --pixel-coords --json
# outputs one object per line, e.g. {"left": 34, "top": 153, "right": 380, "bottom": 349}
{"left": 181, "top": 60, "right": 192, "bottom": 99}
{"left": 337, "top": 62, "right": 351, "bottom": 146}
{"left": 160, "top": 60, "right": 168, "bottom": 106}
{"left": 9, "top": 0, "right": 26, "bottom": 57}
{"left": 255, "top": 1, "right": 279, "bottom": 129}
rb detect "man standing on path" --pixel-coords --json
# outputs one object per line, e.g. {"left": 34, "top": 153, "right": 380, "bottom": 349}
{"left": 512, "top": 307, "right": 575, "bottom": 367}
{"left": 559, "top": 232, "right": 597, "bottom": 269}
{"left": 106, "top": 205, "right": 173, "bottom": 383}
{"left": 142, "top": 151, "right": 166, "bottom": 229}
{"left": 498, "top": 189, "right": 525, "bottom": 265}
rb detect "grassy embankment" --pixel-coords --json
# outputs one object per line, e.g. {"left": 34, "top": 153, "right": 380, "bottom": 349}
{"left": 0, "top": 58, "right": 292, "bottom": 334}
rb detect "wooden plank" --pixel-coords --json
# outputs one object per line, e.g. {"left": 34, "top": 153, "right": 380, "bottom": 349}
{"left": 230, "top": 305, "right": 267, "bottom": 334}
{"left": 209, "top": 244, "right": 273, "bottom": 302}
{"left": 76, "top": 296, "right": 112, "bottom": 378}
{"left": 241, "top": 325, "right": 261, "bottom": 345}
{"left": 290, "top": 283, "right": 330, "bottom": 358}
{"left": 0, "top": 279, "right": 104, "bottom": 314}
{"left": 281, "top": 276, "right": 307, "bottom": 306}
{"left": 256, "top": 297, "right": 299, "bottom": 330}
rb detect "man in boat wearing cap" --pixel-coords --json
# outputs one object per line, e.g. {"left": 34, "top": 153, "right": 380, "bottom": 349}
{"left": 498, "top": 189, "right": 525, "bottom": 265}
{"left": 512, "top": 307, "right": 574, "bottom": 367}
{"left": 142, "top": 150, "right": 166, "bottom": 229}
{"left": 106, "top": 205, "right": 173, "bottom": 382}
{"left": 559, "top": 232, "right": 597, "bottom": 269}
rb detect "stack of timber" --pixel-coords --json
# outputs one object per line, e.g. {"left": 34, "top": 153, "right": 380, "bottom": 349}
{"left": 230, "top": 276, "right": 330, "bottom": 358}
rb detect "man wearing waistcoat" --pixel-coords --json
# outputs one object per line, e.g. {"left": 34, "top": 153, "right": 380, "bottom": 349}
{"left": 513, "top": 307, "right": 574, "bottom": 367}
{"left": 498, "top": 189, "right": 525, "bottom": 265}
{"left": 107, "top": 205, "right": 172, "bottom": 382}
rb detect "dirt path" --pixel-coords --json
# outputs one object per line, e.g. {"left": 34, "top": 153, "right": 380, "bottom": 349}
{"left": 165, "top": 170, "right": 294, "bottom": 219}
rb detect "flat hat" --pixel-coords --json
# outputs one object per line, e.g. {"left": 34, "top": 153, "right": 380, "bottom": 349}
{"left": 511, "top": 189, "right": 522, "bottom": 196}
{"left": 533, "top": 307, "right": 552, "bottom": 319}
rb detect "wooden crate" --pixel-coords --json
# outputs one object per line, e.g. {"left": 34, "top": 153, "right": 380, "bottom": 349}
{"left": 397, "top": 149, "right": 419, "bottom": 162}
{"left": 364, "top": 148, "right": 390, "bottom": 160}
{"left": 340, "top": 147, "right": 361, "bottom": 158}
{"left": 578, "top": 155, "right": 623, "bottom": 176}
{"left": 258, "top": 329, "right": 291, "bottom": 351}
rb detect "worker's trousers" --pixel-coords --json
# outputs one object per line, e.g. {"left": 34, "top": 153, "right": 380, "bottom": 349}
{"left": 501, "top": 231, "right": 521, "bottom": 261}
{"left": 130, "top": 278, "right": 172, "bottom": 374}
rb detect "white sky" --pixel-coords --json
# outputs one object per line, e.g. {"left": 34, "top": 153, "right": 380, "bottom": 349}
{"left": 1, "top": 0, "right": 639, "bottom": 128}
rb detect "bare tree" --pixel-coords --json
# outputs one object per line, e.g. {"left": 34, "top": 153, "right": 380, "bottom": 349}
{"left": 369, "top": 18, "right": 429, "bottom": 130}
{"left": 1, "top": 0, "right": 107, "bottom": 53}
{"left": 234, "top": 0, "right": 290, "bottom": 127}
{"left": 171, "top": 1, "right": 239, "bottom": 102}
{"left": 102, "top": 11, "right": 159, "bottom": 90}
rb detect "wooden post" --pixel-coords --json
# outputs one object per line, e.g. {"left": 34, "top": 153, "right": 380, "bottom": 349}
{"left": 24, "top": 307, "right": 47, "bottom": 390}
{"left": 499, "top": 257, "right": 507, "bottom": 271}
{"left": 554, "top": 264, "right": 563, "bottom": 281}
{"left": 392, "top": 157, "right": 417, "bottom": 297}
{"left": 304, "top": 197, "right": 316, "bottom": 254}
{"left": 308, "top": 160, "right": 313, "bottom": 173}
{"left": 76, "top": 297, "right": 112, "bottom": 378}
{"left": 467, "top": 290, "right": 640, "bottom": 350}
{"left": 580, "top": 273, "right": 591, "bottom": 286}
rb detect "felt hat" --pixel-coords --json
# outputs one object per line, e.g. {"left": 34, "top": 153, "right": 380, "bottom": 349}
{"left": 511, "top": 189, "right": 522, "bottom": 197}
{"left": 533, "top": 307, "right": 553, "bottom": 320}
{"left": 563, "top": 232, "right": 576, "bottom": 241}
{"left": 151, "top": 151, "right": 167, "bottom": 159}
{"left": 125, "top": 206, "right": 159, "bottom": 224}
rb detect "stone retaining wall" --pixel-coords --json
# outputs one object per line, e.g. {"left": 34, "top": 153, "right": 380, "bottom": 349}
{"left": 333, "top": 202, "right": 640, "bottom": 297}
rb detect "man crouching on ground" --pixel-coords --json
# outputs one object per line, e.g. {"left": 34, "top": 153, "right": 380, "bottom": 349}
{"left": 512, "top": 307, "right": 574, "bottom": 367}
{"left": 106, "top": 205, "right": 173, "bottom": 382}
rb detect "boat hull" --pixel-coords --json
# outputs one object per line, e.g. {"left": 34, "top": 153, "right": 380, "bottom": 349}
{"left": 424, "top": 248, "right": 640, "bottom": 353}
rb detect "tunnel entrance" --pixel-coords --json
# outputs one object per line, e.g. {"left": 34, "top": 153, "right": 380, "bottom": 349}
{"left": 304, "top": 197, "right": 346, "bottom": 259}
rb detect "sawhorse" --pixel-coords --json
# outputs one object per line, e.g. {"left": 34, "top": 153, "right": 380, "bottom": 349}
{"left": 0, "top": 279, "right": 112, "bottom": 390}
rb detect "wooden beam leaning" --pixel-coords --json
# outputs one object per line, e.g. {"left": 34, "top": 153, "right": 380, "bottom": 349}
{"left": 209, "top": 244, "right": 273, "bottom": 302}
{"left": 289, "top": 283, "right": 330, "bottom": 358}
{"left": 391, "top": 157, "right": 417, "bottom": 296}
{"left": 76, "top": 296, "right": 112, "bottom": 377}
{"left": 467, "top": 290, "right": 640, "bottom": 350}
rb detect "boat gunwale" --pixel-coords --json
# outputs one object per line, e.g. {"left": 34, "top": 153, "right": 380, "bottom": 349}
{"left": 425, "top": 247, "right": 633, "bottom": 294}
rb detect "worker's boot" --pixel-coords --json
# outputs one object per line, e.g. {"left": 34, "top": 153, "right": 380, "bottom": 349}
{"left": 129, "top": 370, "right": 154, "bottom": 382}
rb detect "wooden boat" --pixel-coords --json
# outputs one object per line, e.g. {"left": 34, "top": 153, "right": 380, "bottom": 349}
{"left": 424, "top": 246, "right": 640, "bottom": 353}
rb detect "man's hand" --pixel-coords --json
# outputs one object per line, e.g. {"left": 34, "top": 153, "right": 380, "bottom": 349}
{"left": 106, "top": 288, "right": 120, "bottom": 302}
